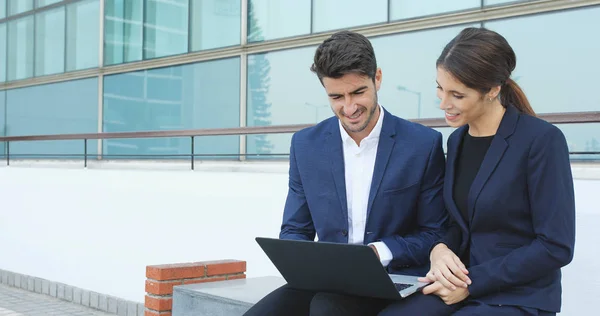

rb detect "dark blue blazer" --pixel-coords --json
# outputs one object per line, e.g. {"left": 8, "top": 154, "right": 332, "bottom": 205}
{"left": 441, "top": 105, "right": 575, "bottom": 312}
{"left": 280, "top": 108, "right": 449, "bottom": 276}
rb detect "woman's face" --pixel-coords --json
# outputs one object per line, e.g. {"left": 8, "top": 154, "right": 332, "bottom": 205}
{"left": 436, "top": 67, "right": 490, "bottom": 128}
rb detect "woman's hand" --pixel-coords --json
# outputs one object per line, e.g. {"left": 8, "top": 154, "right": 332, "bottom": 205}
{"left": 418, "top": 243, "right": 471, "bottom": 290}
{"left": 422, "top": 281, "right": 470, "bottom": 305}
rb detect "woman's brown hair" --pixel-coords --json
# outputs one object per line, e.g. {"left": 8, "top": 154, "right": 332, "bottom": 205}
{"left": 437, "top": 27, "right": 535, "bottom": 116}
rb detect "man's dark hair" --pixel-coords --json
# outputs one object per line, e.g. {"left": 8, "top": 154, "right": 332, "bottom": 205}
{"left": 310, "top": 30, "right": 377, "bottom": 82}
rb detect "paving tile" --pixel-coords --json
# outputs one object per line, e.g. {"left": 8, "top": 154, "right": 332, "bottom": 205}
{"left": 0, "top": 285, "right": 116, "bottom": 316}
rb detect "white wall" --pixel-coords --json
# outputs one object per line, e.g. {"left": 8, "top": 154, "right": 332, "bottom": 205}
{"left": 0, "top": 161, "right": 598, "bottom": 315}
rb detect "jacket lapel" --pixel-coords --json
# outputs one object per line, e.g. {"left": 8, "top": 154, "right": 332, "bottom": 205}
{"left": 467, "top": 105, "right": 519, "bottom": 223}
{"left": 445, "top": 126, "right": 469, "bottom": 232}
{"left": 366, "top": 109, "right": 396, "bottom": 218}
{"left": 325, "top": 120, "right": 348, "bottom": 224}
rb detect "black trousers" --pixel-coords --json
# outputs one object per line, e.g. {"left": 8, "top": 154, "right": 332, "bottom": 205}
{"left": 243, "top": 284, "right": 558, "bottom": 316}
{"left": 242, "top": 285, "right": 458, "bottom": 316}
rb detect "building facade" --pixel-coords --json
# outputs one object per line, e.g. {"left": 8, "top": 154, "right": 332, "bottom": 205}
{"left": 0, "top": 0, "right": 599, "bottom": 160}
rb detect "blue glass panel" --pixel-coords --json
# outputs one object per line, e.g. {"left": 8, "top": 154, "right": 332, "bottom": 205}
{"left": 104, "top": 0, "right": 143, "bottom": 65}
{"left": 246, "top": 46, "right": 325, "bottom": 157}
{"left": 484, "top": 0, "right": 530, "bottom": 6}
{"left": 36, "top": 0, "right": 62, "bottom": 8}
{"left": 8, "top": 0, "right": 33, "bottom": 16}
{"left": 312, "top": 0, "right": 387, "bottom": 33}
{"left": 7, "top": 16, "right": 34, "bottom": 81}
{"left": 0, "top": 0, "right": 5, "bottom": 19}
{"left": 0, "top": 91, "right": 5, "bottom": 156}
{"left": 486, "top": 6, "right": 600, "bottom": 113}
{"left": 190, "top": 0, "right": 240, "bottom": 51}
{"left": 143, "top": 0, "right": 188, "bottom": 59}
{"left": 103, "top": 57, "right": 240, "bottom": 159}
{"left": 35, "top": 7, "right": 65, "bottom": 76}
{"left": 247, "top": 0, "right": 310, "bottom": 43}
{"left": 559, "top": 123, "right": 600, "bottom": 161}
{"left": 390, "top": 0, "right": 479, "bottom": 20}
{"left": 246, "top": 24, "right": 479, "bottom": 157}
{"left": 66, "top": 0, "right": 99, "bottom": 71}
{"left": 372, "top": 23, "right": 480, "bottom": 120}
{"left": 0, "top": 23, "right": 5, "bottom": 82}
{"left": 5, "top": 78, "right": 98, "bottom": 158}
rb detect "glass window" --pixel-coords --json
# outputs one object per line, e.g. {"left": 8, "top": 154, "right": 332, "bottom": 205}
{"left": 7, "top": 16, "right": 34, "bottom": 81}
{"left": 5, "top": 78, "right": 98, "bottom": 158}
{"left": 190, "top": 0, "right": 240, "bottom": 51}
{"left": 143, "top": 0, "right": 188, "bottom": 59}
{"left": 484, "top": 0, "right": 529, "bottom": 6}
{"left": 35, "top": 7, "right": 65, "bottom": 76}
{"left": 312, "top": 0, "right": 387, "bottom": 33}
{"left": 0, "top": 91, "right": 5, "bottom": 156}
{"left": 8, "top": 0, "right": 33, "bottom": 16}
{"left": 1, "top": 0, "right": 6, "bottom": 19}
{"left": 104, "top": 0, "right": 143, "bottom": 65}
{"left": 486, "top": 6, "right": 600, "bottom": 113}
{"left": 559, "top": 123, "right": 600, "bottom": 161}
{"left": 248, "top": 0, "right": 310, "bottom": 43}
{"left": 373, "top": 23, "right": 480, "bottom": 120}
{"left": 36, "top": 0, "right": 62, "bottom": 8}
{"left": 390, "top": 0, "right": 479, "bottom": 21}
{"left": 246, "top": 25, "right": 482, "bottom": 157}
{"left": 0, "top": 23, "right": 6, "bottom": 82}
{"left": 66, "top": 0, "right": 99, "bottom": 71}
{"left": 246, "top": 46, "right": 325, "bottom": 156}
{"left": 103, "top": 57, "right": 240, "bottom": 159}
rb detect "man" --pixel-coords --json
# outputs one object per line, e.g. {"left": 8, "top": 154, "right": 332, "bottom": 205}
{"left": 244, "top": 30, "right": 449, "bottom": 316}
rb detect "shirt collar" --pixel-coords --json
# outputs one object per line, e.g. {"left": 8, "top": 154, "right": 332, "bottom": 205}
{"left": 339, "top": 104, "right": 384, "bottom": 145}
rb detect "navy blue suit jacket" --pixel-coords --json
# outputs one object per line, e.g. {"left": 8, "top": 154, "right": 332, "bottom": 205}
{"left": 440, "top": 105, "right": 575, "bottom": 312}
{"left": 280, "top": 108, "right": 449, "bottom": 276}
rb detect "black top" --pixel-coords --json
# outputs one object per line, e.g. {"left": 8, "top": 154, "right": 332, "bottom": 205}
{"left": 453, "top": 132, "right": 494, "bottom": 223}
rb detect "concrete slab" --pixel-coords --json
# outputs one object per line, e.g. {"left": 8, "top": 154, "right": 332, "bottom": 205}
{"left": 172, "top": 276, "right": 286, "bottom": 316}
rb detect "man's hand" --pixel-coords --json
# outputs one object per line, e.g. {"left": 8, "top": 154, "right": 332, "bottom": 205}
{"left": 369, "top": 244, "right": 380, "bottom": 260}
{"left": 419, "top": 243, "right": 471, "bottom": 290}
{"left": 422, "top": 281, "right": 469, "bottom": 305}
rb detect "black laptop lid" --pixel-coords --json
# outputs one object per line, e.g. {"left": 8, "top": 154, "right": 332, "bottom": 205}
{"left": 255, "top": 237, "right": 402, "bottom": 300}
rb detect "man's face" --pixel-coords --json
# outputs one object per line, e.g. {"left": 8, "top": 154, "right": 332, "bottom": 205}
{"left": 322, "top": 69, "right": 382, "bottom": 140}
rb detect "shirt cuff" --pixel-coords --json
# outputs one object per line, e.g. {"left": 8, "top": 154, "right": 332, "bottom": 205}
{"left": 369, "top": 241, "right": 393, "bottom": 267}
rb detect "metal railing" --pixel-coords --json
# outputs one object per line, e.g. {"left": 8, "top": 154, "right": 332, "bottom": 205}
{"left": 0, "top": 111, "right": 599, "bottom": 170}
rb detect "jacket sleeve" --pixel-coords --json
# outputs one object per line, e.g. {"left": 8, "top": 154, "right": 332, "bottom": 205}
{"left": 435, "top": 219, "right": 462, "bottom": 255}
{"left": 467, "top": 126, "right": 576, "bottom": 298}
{"left": 279, "top": 133, "right": 315, "bottom": 241}
{"left": 379, "top": 132, "right": 449, "bottom": 267}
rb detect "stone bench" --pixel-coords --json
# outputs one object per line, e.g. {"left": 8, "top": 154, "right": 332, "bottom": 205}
{"left": 172, "top": 276, "right": 286, "bottom": 316}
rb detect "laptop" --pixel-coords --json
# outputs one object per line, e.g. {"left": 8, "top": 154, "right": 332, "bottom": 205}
{"left": 255, "top": 237, "right": 430, "bottom": 300}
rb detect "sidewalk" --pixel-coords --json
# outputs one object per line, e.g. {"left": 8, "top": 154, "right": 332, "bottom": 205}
{"left": 0, "top": 284, "right": 113, "bottom": 316}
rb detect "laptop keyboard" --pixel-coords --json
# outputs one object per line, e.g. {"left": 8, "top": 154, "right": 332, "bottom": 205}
{"left": 394, "top": 283, "right": 412, "bottom": 292}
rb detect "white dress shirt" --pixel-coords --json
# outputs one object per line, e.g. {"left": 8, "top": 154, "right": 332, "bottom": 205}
{"left": 339, "top": 105, "right": 393, "bottom": 267}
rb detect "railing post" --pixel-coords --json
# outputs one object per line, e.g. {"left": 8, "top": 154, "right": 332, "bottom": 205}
{"left": 191, "top": 136, "right": 195, "bottom": 170}
{"left": 84, "top": 139, "right": 88, "bottom": 168}
{"left": 6, "top": 141, "right": 9, "bottom": 166}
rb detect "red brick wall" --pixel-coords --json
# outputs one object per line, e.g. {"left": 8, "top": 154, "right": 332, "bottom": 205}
{"left": 144, "top": 260, "right": 246, "bottom": 316}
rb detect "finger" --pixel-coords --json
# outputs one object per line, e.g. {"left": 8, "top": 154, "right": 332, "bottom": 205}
{"left": 422, "top": 282, "right": 442, "bottom": 295}
{"left": 443, "top": 265, "right": 471, "bottom": 289}
{"left": 425, "top": 271, "right": 437, "bottom": 282}
{"left": 444, "top": 261, "right": 470, "bottom": 288}
{"left": 453, "top": 256, "right": 469, "bottom": 274}
{"left": 417, "top": 277, "right": 431, "bottom": 283}
{"left": 434, "top": 268, "right": 457, "bottom": 290}
{"left": 452, "top": 256, "right": 472, "bottom": 285}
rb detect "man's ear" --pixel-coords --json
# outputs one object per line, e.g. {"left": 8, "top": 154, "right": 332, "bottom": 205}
{"left": 374, "top": 68, "right": 382, "bottom": 91}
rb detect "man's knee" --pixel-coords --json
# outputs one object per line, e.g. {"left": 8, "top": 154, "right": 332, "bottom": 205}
{"left": 244, "top": 285, "right": 314, "bottom": 316}
{"left": 309, "top": 292, "right": 347, "bottom": 316}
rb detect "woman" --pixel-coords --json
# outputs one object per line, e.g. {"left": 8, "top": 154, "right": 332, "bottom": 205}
{"left": 413, "top": 27, "right": 576, "bottom": 315}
